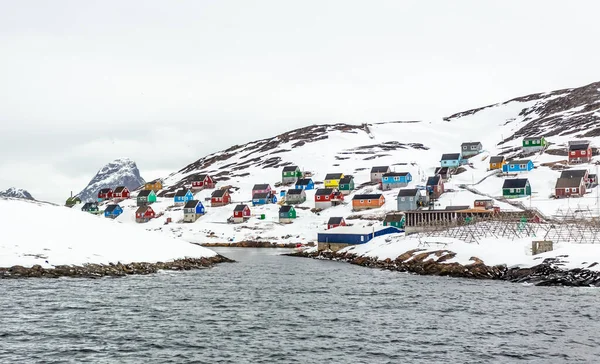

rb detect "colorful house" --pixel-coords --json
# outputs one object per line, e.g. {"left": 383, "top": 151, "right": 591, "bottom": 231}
{"left": 315, "top": 188, "right": 344, "bottom": 209}
{"left": 327, "top": 217, "right": 346, "bottom": 229}
{"left": 489, "top": 156, "right": 506, "bottom": 170}
{"left": 440, "top": 153, "right": 462, "bottom": 168}
{"left": 502, "top": 179, "right": 531, "bottom": 198}
{"left": 522, "top": 136, "right": 547, "bottom": 152}
{"left": 324, "top": 173, "right": 344, "bottom": 189}
{"left": 295, "top": 178, "right": 314, "bottom": 190}
{"left": 112, "top": 186, "right": 130, "bottom": 199}
{"left": 252, "top": 184, "right": 272, "bottom": 198}
{"left": 317, "top": 226, "right": 402, "bottom": 252}
{"left": 560, "top": 169, "right": 589, "bottom": 182}
{"left": 97, "top": 188, "right": 113, "bottom": 201}
{"left": 381, "top": 172, "right": 412, "bottom": 190}
{"left": 65, "top": 196, "right": 82, "bottom": 208}
{"left": 474, "top": 199, "right": 494, "bottom": 210}
{"left": 232, "top": 204, "right": 251, "bottom": 223}
{"left": 383, "top": 213, "right": 405, "bottom": 228}
{"left": 338, "top": 176, "right": 355, "bottom": 195}
{"left": 396, "top": 188, "right": 423, "bottom": 211}
{"left": 426, "top": 175, "right": 444, "bottom": 198}
{"left": 370, "top": 166, "right": 391, "bottom": 183}
{"left": 104, "top": 204, "right": 123, "bottom": 219}
{"left": 137, "top": 189, "right": 157, "bottom": 206}
{"left": 135, "top": 205, "right": 156, "bottom": 223}
{"left": 352, "top": 194, "right": 385, "bottom": 211}
{"left": 282, "top": 166, "right": 302, "bottom": 184}
{"left": 285, "top": 189, "right": 306, "bottom": 205}
{"left": 252, "top": 192, "right": 276, "bottom": 206}
{"left": 555, "top": 177, "right": 586, "bottom": 198}
{"left": 461, "top": 142, "right": 483, "bottom": 157}
{"left": 190, "top": 174, "right": 216, "bottom": 190}
{"left": 211, "top": 189, "right": 231, "bottom": 207}
{"left": 183, "top": 200, "right": 206, "bottom": 222}
{"left": 568, "top": 141, "right": 592, "bottom": 164}
{"left": 81, "top": 202, "right": 99, "bottom": 214}
{"left": 144, "top": 180, "right": 163, "bottom": 192}
{"left": 174, "top": 189, "right": 194, "bottom": 206}
{"left": 278, "top": 205, "right": 297, "bottom": 223}
{"left": 502, "top": 160, "right": 534, "bottom": 173}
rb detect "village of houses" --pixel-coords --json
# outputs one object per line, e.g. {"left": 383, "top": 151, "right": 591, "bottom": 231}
{"left": 66, "top": 136, "right": 598, "bottom": 251}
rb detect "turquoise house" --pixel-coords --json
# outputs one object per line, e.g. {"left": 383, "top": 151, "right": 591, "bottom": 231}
{"left": 440, "top": 153, "right": 462, "bottom": 168}
{"left": 502, "top": 160, "right": 534, "bottom": 173}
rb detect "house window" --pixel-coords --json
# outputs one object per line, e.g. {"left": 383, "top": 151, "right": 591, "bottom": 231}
{"left": 520, "top": 164, "right": 526, "bottom": 169}
{"left": 360, "top": 200, "right": 364, "bottom": 203}
{"left": 367, "top": 200, "right": 372, "bottom": 203}
{"left": 471, "top": 146, "right": 476, "bottom": 150}
{"left": 325, "top": 196, "right": 329, "bottom": 200}
{"left": 510, "top": 188, "right": 514, "bottom": 193}
{"left": 463, "top": 146, "right": 467, "bottom": 150}
{"left": 516, "top": 188, "right": 521, "bottom": 193}
{"left": 409, "top": 197, "right": 414, "bottom": 201}
{"left": 360, "top": 236, "right": 365, "bottom": 242}
{"left": 582, "top": 151, "right": 587, "bottom": 155}
{"left": 571, "top": 151, "right": 576, "bottom": 155}
{"left": 316, "top": 196, "right": 320, "bottom": 200}
{"left": 573, "top": 188, "right": 578, "bottom": 193}
{"left": 394, "top": 177, "right": 399, "bottom": 181}
{"left": 401, "top": 197, "right": 406, "bottom": 201}
{"left": 492, "top": 163, "right": 496, "bottom": 167}
{"left": 565, "top": 188, "right": 570, "bottom": 192}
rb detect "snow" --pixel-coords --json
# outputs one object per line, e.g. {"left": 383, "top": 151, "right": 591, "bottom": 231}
{"left": 0, "top": 198, "right": 216, "bottom": 268}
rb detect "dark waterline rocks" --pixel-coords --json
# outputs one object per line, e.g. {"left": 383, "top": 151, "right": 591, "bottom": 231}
{"left": 285, "top": 250, "right": 600, "bottom": 287}
{"left": 201, "top": 241, "right": 300, "bottom": 248}
{"left": 0, "top": 255, "right": 234, "bottom": 279}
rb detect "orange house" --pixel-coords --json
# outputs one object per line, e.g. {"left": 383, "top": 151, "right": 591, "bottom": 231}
{"left": 352, "top": 194, "right": 385, "bottom": 211}
{"left": 144, "top": 180, "right": 163, "bottom": 192}
{"left": 489, "top": 156, "right": 506, "bottom": 170}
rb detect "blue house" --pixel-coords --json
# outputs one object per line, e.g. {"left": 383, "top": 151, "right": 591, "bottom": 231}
{"left": 440, "top": 153, "right": 462, "bottom": 168}
{"left": 252, "top": 192, "right": 277, "bottom": 206}
{"left": 502, "top": 160, "right": 534, "bottom": 173}
{"left": 381, "top": 172, "right": 412, "bottom": 190}
{"left": 183, "top": 200, "right": 206, "bottom": 222}
{"left": 104, "top": 204, "right": 123, "bottom": 219}
{"left": 295, "top": 178, "right": 315, "bottom": 190}
{"left": 174, "top": 189, "right": 194, "bottom": 206}
{"left": 317, "top": 226, "right": 402, "bottom": 252}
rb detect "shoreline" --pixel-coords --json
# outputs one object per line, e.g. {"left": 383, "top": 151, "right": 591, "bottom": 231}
{"left": 285, "top": 250, "right": 600, "bottom": 287}
{"left": 200, "top": 241, "right": 304, "bottom": 248}
{"left": 0, "top": 255, "right": 234, "bottom": 279}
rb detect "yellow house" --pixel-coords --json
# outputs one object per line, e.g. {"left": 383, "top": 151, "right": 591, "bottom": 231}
{"left": 324, "top": 173, "right": 344, "bottom": 188}
{"left": 144, "top": 180, "right": 163, "bottom": 192}
{"left": 489, "top": 156, "right": 506, "bottom": 170}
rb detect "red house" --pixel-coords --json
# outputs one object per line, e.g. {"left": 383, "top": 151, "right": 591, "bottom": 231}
{"left": 314, "top": 188, "right": 344, "bottom": 209}
{"left": 98, "top": 188, "right": 113, "bottom": 201}
{"left": 135, "top": 205, "right": 156, "bottom": 223}
{"left": 191, "top": 174, "right": 216, "bottom": 190}
{"left": 211, "top": 189, "right": 231, "bottom": 207}
{"left": 112, "top": 186, "right": 130, "bottom": 199}
{"left": 426, "top": 175, "right": 444, "bottom": 198}
{"left": 232, "top": 204, "right": 251, "bottom": 223}
{"left": 327, "top": 217, "right": 346, "bottom": 229}
{"left": 474, "top": 199, "right": 494, "bottom": 210}
{"left": 555, "top": 177, "right": 586, "bottom": 198}
{"left": 568, "top": 141, "right": 592, "bottom": 165}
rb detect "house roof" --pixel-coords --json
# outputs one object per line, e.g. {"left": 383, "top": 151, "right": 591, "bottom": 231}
{"left": 426, "top": 175, "right": 441, "bottom": 185}
{"left": 279, "top": 205, "right": 294, "bottom": 213}
{"left": 135, "top": 206, "right": 152, "bottom": 214}
{"left": 253, "top": 192, "right": 270, "bottom": 199}
{"left": 441, "top": 153, "right": 461, "bottom": 160}
{"left": 295, "top": 178, "right": 313, "bottom": 186}
{"left": 397, "top": 188, "right": 419, "bottom": 197}
{"left": 99, "top": 188, "right": 112, "bottom": 194}
{"left": 506, "top": 159, "right": 532, "bottom": 165}
{"left": 461, "top": 142, "right": 482, "bottom": 147}
{"left": 282, "top": 165, "right": 299, "bottom": 172}
{"left": 175, "top": 189, "right": 190, "bottom": 197}
{"left": 315, "top": 188, "right": 334, "bottom": 196}
{"left": 287, "top": 189, "right": 305, "bottom": 195}
{"left": 384, "top": 214, "right": 404, "bottom": 223}
{"left": 474, "top": 199, "right": 493, "bottom": 203}
{"left": 339, "top": 176, "right": 354, "bottom": 184}
{"left": 324, "top": 173, "right": 343, "bottom": 180}
{"left": 353, "top": 194, "right": 383, "bottom": 200}
{"left": 560, "top": 169, "right": 588, "bottom": 179}
{"left": 252, "top": 184, "right": 270, "bottom": 190}
{"left": 383, "top": 172, "right": 410, "bottom": 177}
{"left": 82, "top": 202, "right": 97, "bottom": 209}
{"left": 445, "top": 205, "right": 471, "bottom": 211}
{"left": 113, "top": 186, "right": 127, "bottom": 193}
{"left": 233, "top": 204, "right": 248, "bottom": 212}
{"left": 327, "top": 217, "right": 345, "bottom": 225}
{"left": 104, "top": 204, "right": 120, "bottom": 212}
{"left": 555, "top": 177, "right": 584, "bottom": 189}
{"left": 138, "top": 190, "right": 153, "bottom": 197}
{"left": 589, "top": 174, "right": 597, "bottom": 178}
{"left": 370, "top": 166, "right": 390, "bottom": 173}
{"left": 489, "top": 156, "right": 505, "bottom": 163}
{"left": 523, "top": 136, "right": 544, "bottom": 141}
{"left": 569, "top": 143, "right": 590, "bottom": 151}
{"left": 184, "top": 200, "right": 200, "bottom": 208}
{"left": 211, "top": 189, "right": 228, "bottom": 198}
{"left": 502, "top": 178, "right": 529, "bottom": 189}
{"left": 190, "top": 174, "right": 209, "bottom": 181}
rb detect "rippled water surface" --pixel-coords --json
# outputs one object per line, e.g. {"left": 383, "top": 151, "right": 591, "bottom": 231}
{"left": 1, "top": 248, "right": 600, "bottom": 363}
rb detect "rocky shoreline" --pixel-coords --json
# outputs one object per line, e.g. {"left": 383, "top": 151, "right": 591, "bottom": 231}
{"left": 285, "top": 250, "right": 600, "bottom": 287}
{"left": 201, "top": 241, "right": 301, "bottom": 248}
{"left": 0, "top": 255, "right": 234, "bottom": 279}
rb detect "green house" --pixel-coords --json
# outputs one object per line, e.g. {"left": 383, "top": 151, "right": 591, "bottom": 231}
{"left": 279, "top": 205, "right": 297, "bottom": 223}
{"left": 65, "top": 196, "right": 82, "bottom": 208}
{"left": 522, "top": 136, "right": 547, "bottom": 151}
{"left": 137, "top": 189, "right": 157, "bottom": 206}
{"left": 282, "top": 166, "right": 302, "bottom": 183}
{"left": 383, "top": 213, "right": 405, "bottom": 228}
{"left": 338, "top": 175, "right": 355, "bottom": 195}
{"left": 502, "top": 178, "right": 531, "bottom": 198}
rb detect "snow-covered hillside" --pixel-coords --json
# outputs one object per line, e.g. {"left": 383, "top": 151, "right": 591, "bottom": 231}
{"left": 0, "top": 198, "right": 216, "bottom": 268}
{"left": 0, "top": 187, "right": 34, "bottom": 201}
{"left": 77, "top": 158, "right": 145, "bottom": 202}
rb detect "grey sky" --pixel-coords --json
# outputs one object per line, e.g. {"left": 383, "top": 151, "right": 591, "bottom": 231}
{"left": 2, "top": 0, "right": 600, "bottom": 202}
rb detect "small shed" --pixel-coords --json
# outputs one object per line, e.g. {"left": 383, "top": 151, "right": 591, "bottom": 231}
{"left": 370, "top": 166, "right": 391, "bottom": 183}
{"left": 279, "top": 205, "right": 297, "bottom": 224}
{"left": 286, "top": 189, "right": 306, "bottom": 204}
{"left": 232, "top": 204, "right": 251, "bottom": 223}
{"left": 327, "top": 217, "right": 346, "bottom": 229}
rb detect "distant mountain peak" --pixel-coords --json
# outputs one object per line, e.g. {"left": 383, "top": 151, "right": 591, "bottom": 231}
{"left": 77, "top": 159, "right": 145, "bottom": 202}
{"left": 0, "top": 187, "right": 35, "bottom": 200}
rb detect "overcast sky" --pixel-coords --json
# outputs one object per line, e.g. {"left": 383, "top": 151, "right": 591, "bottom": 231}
{"left": 2, "top": 0, "right": 600, "bottom": 203}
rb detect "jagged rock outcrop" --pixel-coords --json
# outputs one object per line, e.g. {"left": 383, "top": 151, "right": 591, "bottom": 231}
{"left": 77, "top": 158, "right": 145, "bottom": 202}
{"left": 0, "top": 187, "right": 35, "bottom": 201}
